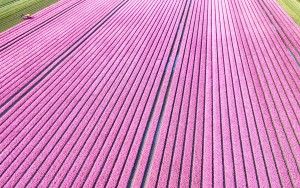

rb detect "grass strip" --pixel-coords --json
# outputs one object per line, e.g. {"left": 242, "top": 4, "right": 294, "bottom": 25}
{"left": 277, "top": 0, "right": 300, "bottom": 25}
{"left": 0, "top": 0, "right": 58, "bottom": 32}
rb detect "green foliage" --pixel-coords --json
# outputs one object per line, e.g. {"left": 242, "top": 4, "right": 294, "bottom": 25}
{"left": 277, "top": 0, "right": 300, "bottom": 25}
{"left": 0, "top": 0, "right": 58, "bottom": 32}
